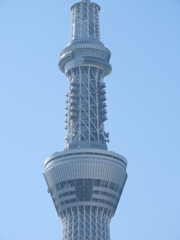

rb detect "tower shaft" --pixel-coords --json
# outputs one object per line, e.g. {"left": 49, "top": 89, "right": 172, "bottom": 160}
{"left": 64, "top": 66, "right": 108, "bottom": 150}
{"left": 61, "top": 206, "right": 111, "bottom": 240}
{"left": 44, "top": 1, "right": 128, "bottom": 239}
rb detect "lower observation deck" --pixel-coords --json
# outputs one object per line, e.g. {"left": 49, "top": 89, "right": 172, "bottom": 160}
{"left": 44, "top": 148, "right": 127, "bottom": 215}
{"left": 44, "top": 149, "right": 127, "bottom": 240}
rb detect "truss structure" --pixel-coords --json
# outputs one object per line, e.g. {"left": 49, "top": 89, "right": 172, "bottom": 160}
{"left": 60, "top": 206, "right": 112, "bottom": 240}
{"left": 65, "top": 66, "right": 109, "bottom": 148}
{"left": 71, "top": 1, "right": 100, "bottom": 40}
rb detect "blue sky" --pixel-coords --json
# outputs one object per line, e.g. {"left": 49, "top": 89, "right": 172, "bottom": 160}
{"left": 0, "top": 0, "right": 180, "bottom": 239}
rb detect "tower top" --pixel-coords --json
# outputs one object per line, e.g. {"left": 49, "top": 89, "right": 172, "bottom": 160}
{"left": 71, "top": 0, "right": 100, "bottom": 41}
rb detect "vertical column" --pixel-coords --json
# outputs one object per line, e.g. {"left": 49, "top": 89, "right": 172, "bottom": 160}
{"left": 79, "top": 67, "right": 82, "bottom": 142}
{"left": 88, "top": 66, "right": 91, "bottom": 141}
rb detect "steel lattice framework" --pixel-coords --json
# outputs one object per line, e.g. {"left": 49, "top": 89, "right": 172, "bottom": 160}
{"left": 71, "top": 1, "right": 100, "bottom": 41}
{"left": 44, "top": 1, "right": 128, "bottom": 240}
{"left": 61, "top": 207, "right": 112, "bottom": 240}
{"left": 65, "top": 66, "right": 107, "bottom": 148}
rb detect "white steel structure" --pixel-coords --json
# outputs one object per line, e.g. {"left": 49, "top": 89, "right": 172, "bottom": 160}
{"left": 44, "top": 1, "right": 128, "bottom": 240}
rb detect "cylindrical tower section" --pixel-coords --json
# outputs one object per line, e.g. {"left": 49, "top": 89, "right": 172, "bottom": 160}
{"left": 64, "top": 66, "right": 108, "bottom": 150}
{"left": 71, "top": 0, "right": 100, "bottom": 41}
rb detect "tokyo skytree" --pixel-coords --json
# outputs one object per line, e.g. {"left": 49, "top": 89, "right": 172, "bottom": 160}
{"left": 44, "top": 1, "right": 128, "bottom": 239}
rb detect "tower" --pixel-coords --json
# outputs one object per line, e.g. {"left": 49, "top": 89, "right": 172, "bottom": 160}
{"left": 44, "top": 1, "right": 128, "bottom": 239}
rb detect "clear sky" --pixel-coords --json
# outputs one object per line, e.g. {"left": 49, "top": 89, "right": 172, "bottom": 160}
{"left": 1, "top": 0, "right": 180, "bottom": 239}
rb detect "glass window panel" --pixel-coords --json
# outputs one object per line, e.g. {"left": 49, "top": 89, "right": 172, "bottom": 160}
{"left": 94, "top": 179, "right": 100, "bottom": 186}
{"left": 109, "top": 182, "right": 115, "bottom": 190}
{"left": 60, "top": 181, "right": 66, "bottom": 189}
{"left": 92, "top": 198, "right": 98, "bottom": 202}
{"left": 114, "top": 184, "right": 119, "bottom": 192}
{"left": 63, "top": 192, "right": 68, "bottom": 197}
{"left": 55, "top": 183, "right": 60, "bottom": 191}
{"left": 101, "top": 180, "right": 108, "bottom": 188}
